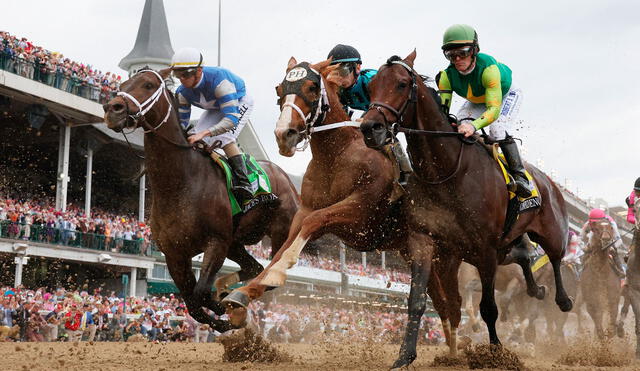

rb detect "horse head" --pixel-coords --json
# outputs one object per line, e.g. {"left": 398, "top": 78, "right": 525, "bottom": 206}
{"left": 273, "top": 57, "right": 335, "bottom": 157}
{"left": 589, "top": 219, "right": 615, "bottom": 252}
{"left": 361, "top": 50, "right": 419, "bottom": 149}
{"left": 103, "top": 68, "right": 173, "bottom": 133}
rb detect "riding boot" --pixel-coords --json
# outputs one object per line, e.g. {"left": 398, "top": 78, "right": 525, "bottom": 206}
{"left": 228, "top": 155, "right": 254, "bottom": 203}
{"left": 391, "top": 141, "right": 413, "bottom": 186}
{"left": 499, "top": 137, "right": 533, "bottom": 198}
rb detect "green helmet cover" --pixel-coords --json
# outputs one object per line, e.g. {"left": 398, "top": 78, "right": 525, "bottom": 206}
{"left": 442, "top": 24, "right": 478, "bottom": 51}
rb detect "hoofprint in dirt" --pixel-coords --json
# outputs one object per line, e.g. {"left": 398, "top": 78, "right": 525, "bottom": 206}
{"left": 2, "top": 341, "right": 640, "bottom": 371}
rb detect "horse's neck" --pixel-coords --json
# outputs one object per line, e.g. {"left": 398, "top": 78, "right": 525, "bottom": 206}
{"left": 309, "top": 88, "right": 357, "bottom": 162}
{"left": 406, "top": 85, "right": 466, "bottom": 181}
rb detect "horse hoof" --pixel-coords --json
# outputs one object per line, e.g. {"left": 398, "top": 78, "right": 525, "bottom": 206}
{"left": 390, "top": 354, "right": 416, "bottom": 370}
{"left": 535, "top": 285, "right": 547, "bottom": 300}
{"left": 616, "top": 323, "right": 625, "bottom": 338}
{"left": 472, "top": 323, "right": 481, "bottom": 332}
{"left": 557, "top": 296, "right": 573, "bottom": 312}
{"left": 221, "top": 290, "right": 250, "bottom": 308}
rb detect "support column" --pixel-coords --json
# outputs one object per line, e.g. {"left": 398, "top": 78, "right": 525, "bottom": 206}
{"left": 362, "top": 252, "right": 367, "bottom": 269}
{"left": 85, "top": 146, "right": 93, "bottom": 217}
{"left": 55, "top": 123, "right": 71, "bottom": 211}
{"left": 130, "top": 267, "right": 137, "bottom": 297}
{"left": 138, "top": 174, "right": 146, "bottom": 222}
{"left": 381, "top": 251, "right": 386, "bottom": 270}
{"left": 339, "top": 242, "right": 348, "bottom": 295}
{"left": 14, "top": 256, "right": 29, "bottom": 287}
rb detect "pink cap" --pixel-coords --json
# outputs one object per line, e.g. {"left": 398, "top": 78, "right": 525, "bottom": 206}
{"left": 588, "top": 208, "right": 606, "bottom": 222}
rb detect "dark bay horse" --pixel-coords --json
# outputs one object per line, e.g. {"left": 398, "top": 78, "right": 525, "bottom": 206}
{"left": 222, "top": 57, "right": 459, "bottom": 366}
{"left": 103, "top": 68, "right": 299, "bottom": 331}
{"left": 360, "top": 51, "right": 573, "bottom": 366}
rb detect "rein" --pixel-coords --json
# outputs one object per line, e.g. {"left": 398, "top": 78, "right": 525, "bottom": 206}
{"left": 116, "top": 70, "right": 193, "bottom": 150}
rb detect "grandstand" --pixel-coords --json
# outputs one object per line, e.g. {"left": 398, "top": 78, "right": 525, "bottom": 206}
{"left": 0, "top": 0, "right": 632, "bottom": 317}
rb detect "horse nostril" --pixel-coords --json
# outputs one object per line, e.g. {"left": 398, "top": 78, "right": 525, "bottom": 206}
{"left": 286, "top": 129, "right": 298, "bottom": 138}
{"left": 111, "top": 103, "right": 125, "bottom": 113}
{"left": 372, "top": 123, "right": 384, "bottom": 132}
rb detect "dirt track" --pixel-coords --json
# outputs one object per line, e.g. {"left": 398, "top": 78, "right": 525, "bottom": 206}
{"left": 2, "top": 340, "right": 639, "bottom": 371}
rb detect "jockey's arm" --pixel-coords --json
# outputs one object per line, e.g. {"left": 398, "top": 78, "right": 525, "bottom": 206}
{"left": 436, "top": 70, "right": 453, "bottom": 114}
{"left": 470, "top": 65, "right": 502, "bottom": 130}
{"left": 207, "top": 78, "right": 242, "bottom": 137}
{"left": 176, "top": 92, "right": 192, "bottom": 131}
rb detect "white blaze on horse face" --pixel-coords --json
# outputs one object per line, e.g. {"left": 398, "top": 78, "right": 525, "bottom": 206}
{"left": 276, "top": 95, "right": 297, "bottom": 130}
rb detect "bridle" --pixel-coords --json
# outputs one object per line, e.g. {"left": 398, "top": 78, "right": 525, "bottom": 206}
{"left": 278, "top": 63, "right": 332, "bottom": 151}
{"left": 115, "top": 70, "right": 192, "bottom": 150}
{"left": 116, "top": 70, "right": 173, "bottom": 134}
{"left": 367, "top": 57, "right": 473, "bottom": 184}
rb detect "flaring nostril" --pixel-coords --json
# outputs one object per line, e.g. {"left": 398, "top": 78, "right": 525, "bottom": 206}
{"left": 112, "top": 103, "right": 125, "bottom": 113}
{"left": 286, "top": 129, "right": 298, "bottom": 138}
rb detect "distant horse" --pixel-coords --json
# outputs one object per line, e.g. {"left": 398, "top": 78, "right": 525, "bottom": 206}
{"left": 580, "top": 217, "right": 622, "bottom": 338}
{"left": 360, "top": 51, "right": 573, "bottom": 366}
{"left": 625, "top": 197, "right": 640, "bottom": 357}
{"left": 103, "top": 68, "right": 299, "bottom": 332}
{"left": 222, "top": 57, "right": 458, "bottom": 367}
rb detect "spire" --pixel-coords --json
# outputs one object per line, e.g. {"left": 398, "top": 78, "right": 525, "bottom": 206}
{"left": 119, "top": 0, "right": 174, "bottom": 75}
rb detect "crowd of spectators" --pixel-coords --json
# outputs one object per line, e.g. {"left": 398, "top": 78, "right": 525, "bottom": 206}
{"left": 0, "top": 286, "right": 443, "bottom": 345}
{"left": 0, "top": 31, "right": 120, "bottom": 103}
{"left": 247, "top": 244, "right": 412, "bottom": 284}
{"left": 0, "top": 195, "right": 153, "bottom": 255}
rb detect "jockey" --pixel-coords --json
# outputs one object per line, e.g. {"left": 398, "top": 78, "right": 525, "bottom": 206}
{"left": 581, "top": 208, "right": 626, "bottom": 278}
{"left": 171, "top": 47, "right": 254, "bottom": 202}
{"left": 326, "top": 44, "right": 413, "bottom": 185}
{"left": 625, "top": 177, "right": 640, "bottom": 225}
{"left": 436, "top": 24, "right": 533, "bottom": 198}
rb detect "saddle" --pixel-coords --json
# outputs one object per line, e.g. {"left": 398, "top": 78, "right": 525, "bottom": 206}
{"left": 197, "top": 141, "right": 278, "bottom": 216}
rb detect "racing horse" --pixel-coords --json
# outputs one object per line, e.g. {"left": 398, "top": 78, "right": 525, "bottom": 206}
{"left": 360, "top": 51, "right": 573, "bottom": 367}
{"left": 580, "top": 216, "right": 623, "bottom": 338}
{"left": 624, "top": 197, "right": 640, "bottom": 356}
{"left": 222, "top": 57, "right": 460, "bottom": 364}
{"left": 103, "top": 68, "right": 299, "bottom": 332}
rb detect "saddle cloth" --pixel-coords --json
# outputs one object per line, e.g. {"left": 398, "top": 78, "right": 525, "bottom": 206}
{"left": 209, "top": 152, "right": 277, "bottom": 216}
{"left": 492, "top": 144, "right": 541, "bottom": 214}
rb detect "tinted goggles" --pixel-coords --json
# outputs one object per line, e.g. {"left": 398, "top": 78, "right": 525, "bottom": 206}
{"left": 444, "top": 46, "right": 473, "bottom": 61}
{"left": 172, "top": 68, "right": 197, "bottom": 79}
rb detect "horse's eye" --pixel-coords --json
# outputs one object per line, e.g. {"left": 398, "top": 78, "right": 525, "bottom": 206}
{"left": 398, "top": 82, "right": 407, "bottom": 89}
{"left": 145, "top": 83, "right": 154, "bottom": 89}
{"left": 308, "top": 84, "right": 318, "bottom": 93}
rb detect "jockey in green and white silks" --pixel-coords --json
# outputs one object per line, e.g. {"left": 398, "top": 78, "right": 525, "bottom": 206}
{"left": 437, "top": 24, "right": 533, "bottom": 198}
{"left": 326, "top": 44, "right": 413, "bottom": 185}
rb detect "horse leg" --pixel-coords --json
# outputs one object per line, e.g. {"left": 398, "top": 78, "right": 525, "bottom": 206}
{"left": 586, "top": 300, "right": 605, "bottom": 339}
{"left": 607, "top": 283, "right": 621, "bottom": 338}
{"left": 432, "top": 256, "right": 462, "bottom": 355}
{"left": 391, "top": 232, "right": 434, "bottom": 370}
{"left": 193, "top": 238, "right": 231, "bottom": 316}
{"left": 477, "top": 258, "right": 501, "bottom": 345}
{"left": 628, "top": 287, "right": 640, "bottom": 358}
{"left": 529, "top": 233, "right": 573, "bottom": 312}
{"left": 617, "top": 286, "right": 630, "bottom": 338}
{"left": 511, "top": 237, "right": 546, "bottom": 300}
{"left": 164, "top": 253, "right": 232, "bottom": 332}
{"left": 213, "top": 242, "right": 264, "bottom": 300}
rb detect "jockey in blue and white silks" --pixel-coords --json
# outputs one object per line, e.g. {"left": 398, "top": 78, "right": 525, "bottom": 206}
{"left": 171, "top": 47, "right": 254, "bottom": 202}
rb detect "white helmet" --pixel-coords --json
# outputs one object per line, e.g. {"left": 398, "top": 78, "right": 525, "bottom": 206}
{"left": 171, "top": 47, "right": 204, "bottom": 69}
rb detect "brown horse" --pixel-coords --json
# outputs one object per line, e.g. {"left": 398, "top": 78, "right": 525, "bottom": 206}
{"left": 580, "top": 219, "right": 622, "bottom": 338}
{"left": 222, "top": 58, "right": 459, "bottom": 367}
{"left": 360, "top": 51, "right": 573, "bottom": 361}
{"left": 626, "top": 197, "right": 640, "bottom": 357}
{"left": 102, "top": 68, "right": 299, "bottom": 332}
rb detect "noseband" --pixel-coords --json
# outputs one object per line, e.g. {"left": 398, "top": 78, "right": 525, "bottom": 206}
{"left": 116, "top": 70, "right": 173, "bottom": 134}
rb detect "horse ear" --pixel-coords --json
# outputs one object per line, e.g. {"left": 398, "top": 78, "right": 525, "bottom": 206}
{"left": 311, "top": 58, "right": 332, "bottom": 73}
{"left": 404, "top": 49, "right": 417, "bottom": 67}
{"left": 158, "top": 67, "right": 172, "bottom": 79}
{"left": 287, "top": 57, "right": 297, "bottom": 72}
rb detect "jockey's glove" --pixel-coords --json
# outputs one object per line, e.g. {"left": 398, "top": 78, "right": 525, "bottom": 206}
{"left": 208, "top": 117, "right": 235, "bottom": 136}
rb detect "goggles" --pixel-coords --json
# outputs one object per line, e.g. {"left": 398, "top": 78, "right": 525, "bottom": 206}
{"left": 172, "top": 68, "right": 197, "bottom": 79}
{"left": 337, "top": 63, "right": 356, "bottom": 77}
{"left": 444, "top": 46, "right": 473, "bottom": 61}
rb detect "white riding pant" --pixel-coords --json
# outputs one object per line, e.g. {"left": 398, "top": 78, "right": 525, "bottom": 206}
{"left": 456, "top": 86, "right": 522, "bottom": 140}
{"left": 193, "top": 95, "right": 254, "bottom": 147}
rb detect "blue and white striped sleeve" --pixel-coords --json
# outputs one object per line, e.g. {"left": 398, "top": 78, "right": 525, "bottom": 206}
{"left": 214, "top": 75, "right": 242, "bottom": 127}
{"left": 176, "top": 90, "right": 192, "bottom": 130}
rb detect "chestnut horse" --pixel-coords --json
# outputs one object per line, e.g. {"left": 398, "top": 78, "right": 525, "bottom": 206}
{"left": 626, "top": 197, "right": 640, "bottom": 357}
{"left": 103, "top": 68, "right": 299, "bottom": 332}
{"left": 360, "top": 51, "right": 573, "bottom": 365}
{"left": 222, "top": 58, "right": 458, "bottom": 367}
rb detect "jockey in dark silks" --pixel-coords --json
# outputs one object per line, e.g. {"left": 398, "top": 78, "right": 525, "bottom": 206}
{"left": 326, "top": 44, "right": 413, "bottom": 185}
